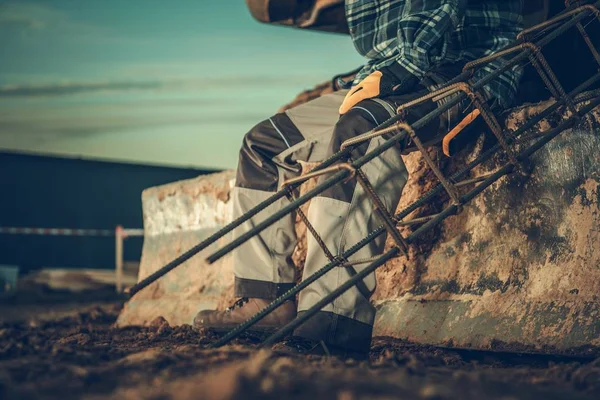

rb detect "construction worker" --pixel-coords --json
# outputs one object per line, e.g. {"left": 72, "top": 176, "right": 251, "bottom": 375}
{"left": 194, "top": 0, "right": 524, "bottom": 358}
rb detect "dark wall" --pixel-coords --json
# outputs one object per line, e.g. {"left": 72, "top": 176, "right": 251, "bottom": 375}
{"left": 0, "top": 152, "right": 217, "bottom": 273}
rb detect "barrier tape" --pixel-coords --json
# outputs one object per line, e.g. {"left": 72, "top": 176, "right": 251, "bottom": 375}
{"left": 0, "top": 227, "right": 144, "bottom": 237}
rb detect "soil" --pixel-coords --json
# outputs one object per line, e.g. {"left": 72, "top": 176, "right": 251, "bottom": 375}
{"left": 1, "top": 304, "right": 600, "bottom": 400}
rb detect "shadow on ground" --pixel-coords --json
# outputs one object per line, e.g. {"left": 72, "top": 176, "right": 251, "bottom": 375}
{"left": 1, "top": 301, "right": 600, "bottom": 400}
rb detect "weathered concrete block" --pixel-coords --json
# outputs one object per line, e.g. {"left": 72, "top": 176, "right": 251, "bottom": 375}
{"left": 371, "top": 108, "right": 600, "bottom": 352}
{"left": 117, "top": 171, "right": 236, "bottom": 327}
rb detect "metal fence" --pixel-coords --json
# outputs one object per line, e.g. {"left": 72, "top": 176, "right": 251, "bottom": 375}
{"left": 0, "top": 226, "right": 143, "bottom": 293}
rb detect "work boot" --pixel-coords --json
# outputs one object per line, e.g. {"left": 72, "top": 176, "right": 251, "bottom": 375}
{"left": 193, "top": 298, "right": 296, "bottom": 334}
{"left": 272, "top": 336, "right": 368, "bottom": 360}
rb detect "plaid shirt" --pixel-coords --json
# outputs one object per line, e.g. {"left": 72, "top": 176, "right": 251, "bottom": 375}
{"left": 345, "top": 0, "right": 524, "bottom": 108}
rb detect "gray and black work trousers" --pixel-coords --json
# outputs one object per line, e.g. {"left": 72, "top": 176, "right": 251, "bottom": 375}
{"left": 232, "top": 70, "right": 467, "bottom": 353}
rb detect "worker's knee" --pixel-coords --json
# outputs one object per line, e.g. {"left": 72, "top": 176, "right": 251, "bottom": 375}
{"left": 240, "top": 119, "right": 270, "bottom": 159}
{"left": 236, "top": 118, "right": 282, "bottom": 190}
{"left": 330, "top": 99, "right": 391, "bottom": 155}
{"left": 237, "top": 114, "right": 304, "bottom": 191}
{"left": 240, "top": 114, "right": 304, "bottom": 160}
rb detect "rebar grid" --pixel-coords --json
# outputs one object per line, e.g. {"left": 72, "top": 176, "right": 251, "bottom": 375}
{"left": 260, "top": 94, "right": 600, "bottom": 351}
{"left": 209, "top": 84, "right": 600, "bottom": 349}
{"left": 204, "top": 2, "right": 600, "bottom": 266}
{"left": 126, "top": 2, "right": 600, "bottom": 327}
{"left": 207, "top": 5, "right": 600, "bottom": 347}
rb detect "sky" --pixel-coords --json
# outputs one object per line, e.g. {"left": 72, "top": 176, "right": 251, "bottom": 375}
{"left": 0, "top": 0, "right": 364, "bottom": 169}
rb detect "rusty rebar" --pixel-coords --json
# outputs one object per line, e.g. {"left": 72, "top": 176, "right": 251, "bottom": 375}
{"left": 210, "top": 72, "right": 600, "bottom": 349}
{"left": 129, "top": 1, "right": 599, "bottom": 297}
{"left": 285, "top": 188, "right": 336, "bottom": 263}
{"left": 517, "top": 3, "right": 600, "bottom": 41}
{"left": 400, "top": 123, "right": 462, "bottom": 204}
{"left": 354, "top": 169, "right": 410, "bottom": 254}
{"left": 282, "top": 163, "right": 356, "bottom": 187}
{"left": 443, "top": 82, "right": 522, "bottom": 169}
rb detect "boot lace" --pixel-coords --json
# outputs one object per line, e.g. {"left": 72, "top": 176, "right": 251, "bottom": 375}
{"left": 226, "top": 297, "right": 249, "bottom": 313}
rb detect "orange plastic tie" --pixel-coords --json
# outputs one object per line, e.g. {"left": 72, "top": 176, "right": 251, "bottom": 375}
{"left": 443, "top": 109, "right": 481, "bottom": 157}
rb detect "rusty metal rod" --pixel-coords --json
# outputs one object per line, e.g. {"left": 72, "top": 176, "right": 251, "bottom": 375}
{"left": 263, "top": 93, "right": 598, "bottom": 344}
{"left": 355, "top": 169, "right": 410, "bottom": 254}
{"left": 260, "top": 247, "right": 401, "bottom": 347}
{"left": 207, "top": 15, "right": 600, "bottom": 263}
{"left": 282, "top": 163, "right": 356, "bottom": 187}
{"left": 517, "top": 2, "right": 600, "bottom": 40}
{"left": 130, "top": 6, "right": 597, "bottom": 296}
{"left": 404, "top": 123, "right": 462, "bottom": 203}
{"left": 209, "top": 72, "right": 600, "bottom": 348}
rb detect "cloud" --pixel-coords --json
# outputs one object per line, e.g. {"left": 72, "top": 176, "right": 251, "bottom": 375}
{"left": 0, "top": 2, "right": 106, "bottom": 36}
{"left": 0, "top": 3, "right": 57, "bottom": 31}
{"left": 0, "top": 112, "right": 261, "bottom": 139}
{"left": 0, "top": 3, "right": 68, "bottom": 31}
{"left": 0, "top": 74, "right": 325, "bottom": 97}
{"left": 0, "top": 81, "right": 166, "bottom": 96}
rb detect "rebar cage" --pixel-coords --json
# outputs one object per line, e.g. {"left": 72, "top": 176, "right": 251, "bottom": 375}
{"left": 126, "top": 0, "right": 600, "bottom": 350}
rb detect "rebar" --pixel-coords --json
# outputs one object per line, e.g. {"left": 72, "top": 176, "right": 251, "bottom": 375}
{"left": 565, "top": 1, "right": 600, "bottom": 67}
{"left": 402, "top": 123, "right": 461, "bottom": 203}
{"left": 286, "top": 188, "right": 336, "bottom": 264}
{"left": 261, "top": 96, "right": 600, "bottom": 349}
{"left": 209, "top": 70, "right": 600, "bottom": 350}
{"left": 204, "top": 4, "right": 596, "bottom": 264}
{"left": 354, "top": 169, "right": 410, "bottom": 254}
{"left": 517, "top": 3, "right": 600, "bottom": 41}
{"left": 127, "top": 2, "right": 600, "bottom": 299}
{"left": 260, "top": 247, "right": 401, "bottom": 347}
{"left": 210, "top": 86, "right": 600, "bottom": 349}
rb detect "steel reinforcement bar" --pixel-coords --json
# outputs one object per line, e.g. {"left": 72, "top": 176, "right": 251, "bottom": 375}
{"left": 126, "top": 1, "right": 600, "bottom": 298}
{"left": 204, "top": 2, "right": 599, "bottom": 265}
{"left": 261, "top": 95, "right": 600, "bottom": 347}
{"left": 209, "top": 74, "right": 600, "bottom": 348}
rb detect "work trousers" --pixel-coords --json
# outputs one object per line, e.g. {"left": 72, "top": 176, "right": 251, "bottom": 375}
{"left": 232, "top": 70, "right": 467, "bottom": 352}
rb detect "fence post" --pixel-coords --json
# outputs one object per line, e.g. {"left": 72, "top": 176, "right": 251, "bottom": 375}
{"left": 115, "top": 225, "right": 124, "bottom": 293}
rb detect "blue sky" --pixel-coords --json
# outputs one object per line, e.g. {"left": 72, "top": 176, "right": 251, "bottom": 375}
{"left": 0, "top": 0, "right": 364, "bottom": 169}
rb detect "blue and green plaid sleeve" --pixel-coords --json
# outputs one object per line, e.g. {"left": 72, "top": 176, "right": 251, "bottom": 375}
{"left": 388, "top": 0, "right": 467, "bottom": 78}
{"left": 345, "top": 0, "right": 524, "bottom": 109}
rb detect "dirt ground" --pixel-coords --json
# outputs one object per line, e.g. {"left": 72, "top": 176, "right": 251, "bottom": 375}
{"left": 1, "top": 301, "right": 600, "bottom": 400}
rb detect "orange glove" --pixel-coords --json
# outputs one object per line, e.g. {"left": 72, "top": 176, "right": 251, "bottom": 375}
{"left": 339, "top": 64, "right": 418, "bottom": 115}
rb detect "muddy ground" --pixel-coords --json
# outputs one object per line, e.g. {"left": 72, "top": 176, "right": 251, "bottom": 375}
{"left": 1, "top": 302, "right": 599, "bottom": 400}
